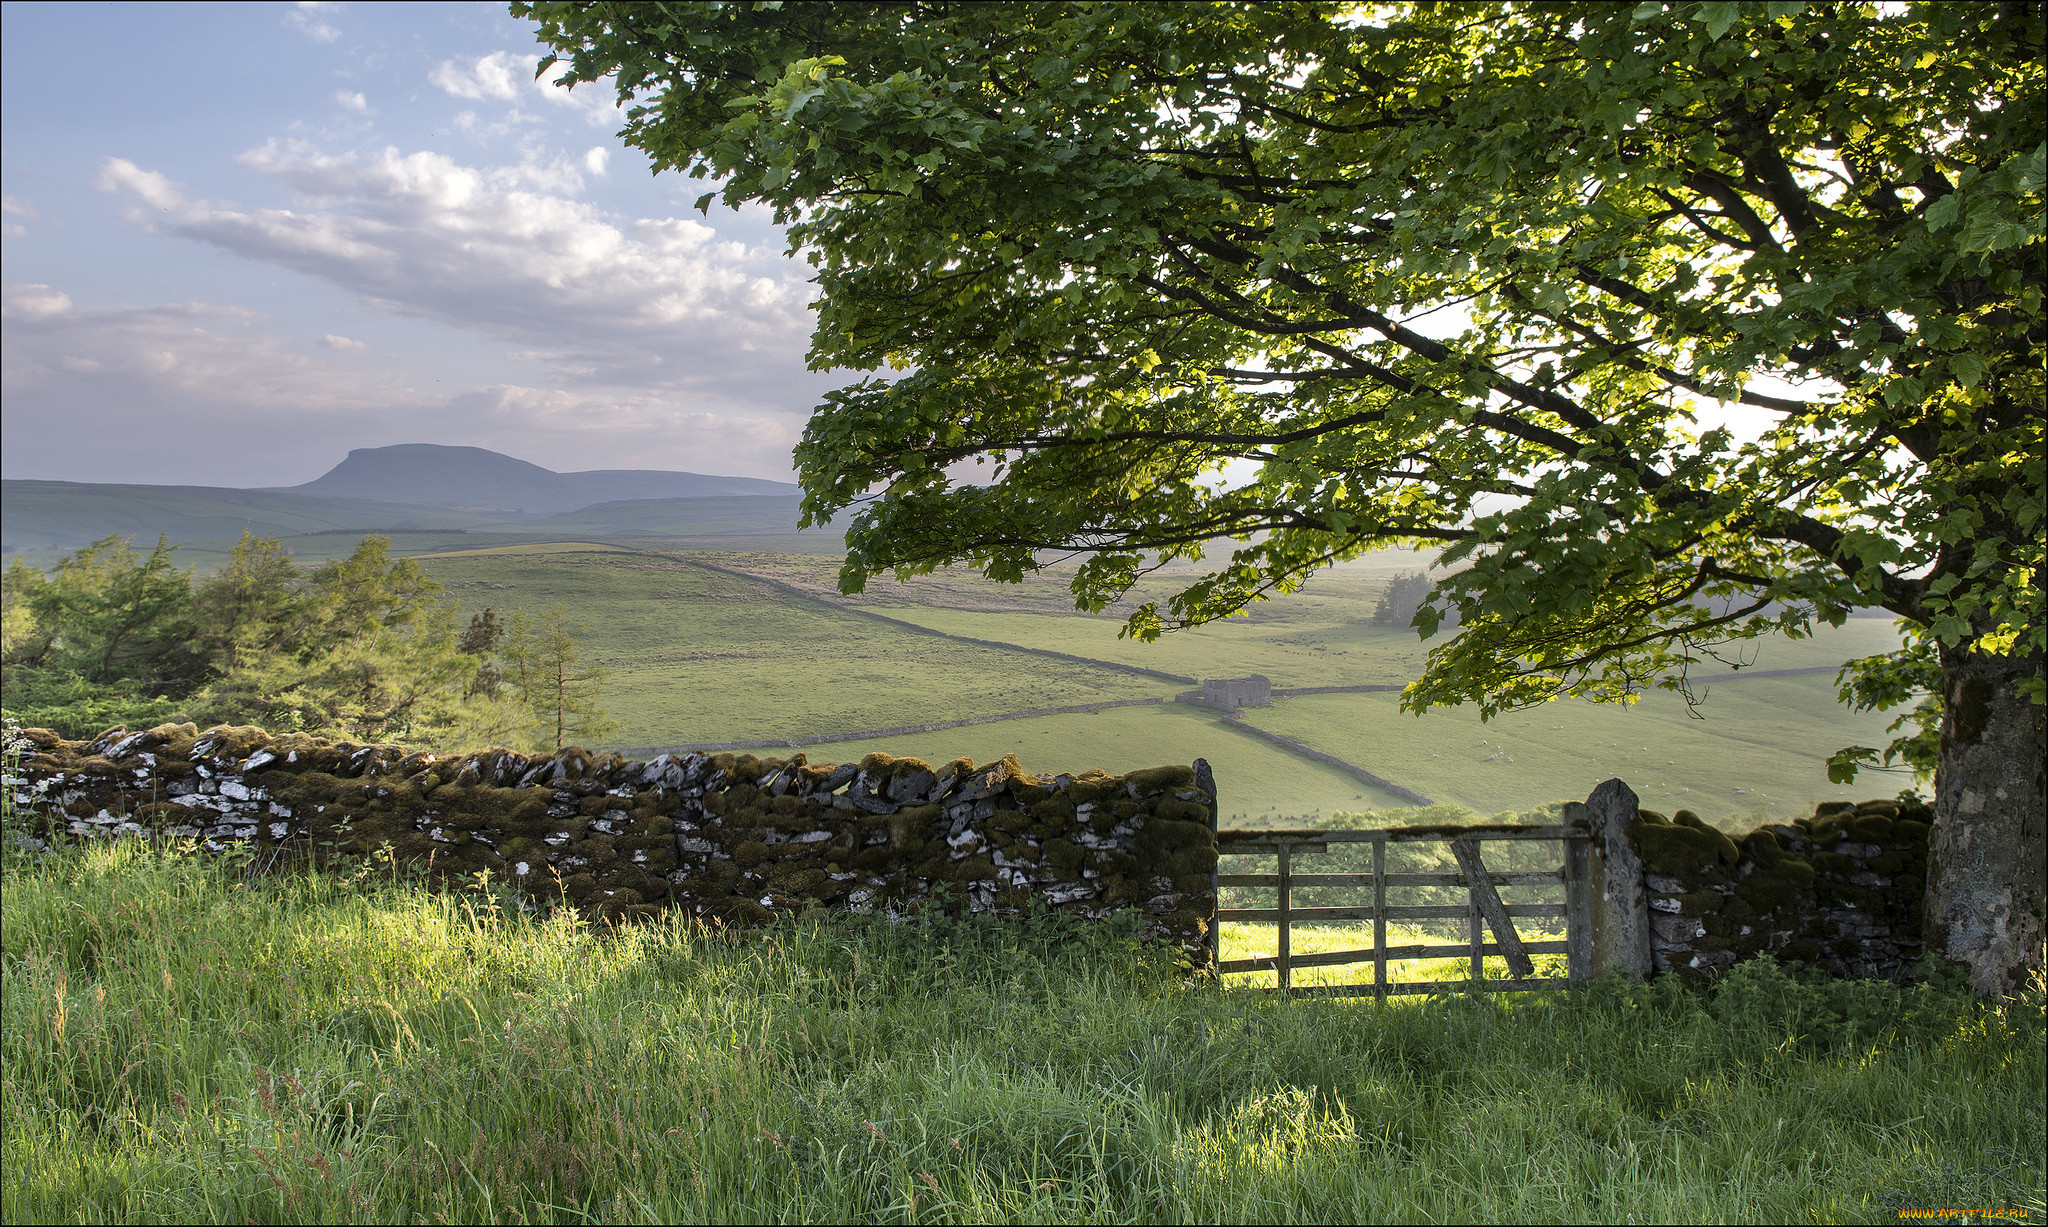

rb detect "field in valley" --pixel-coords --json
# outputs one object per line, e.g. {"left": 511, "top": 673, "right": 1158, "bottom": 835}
{"left": 417, "top": 542, "right": 1908, "bottom": 830}
{"left": 0, "top": 525, "right": 1908, "bottom": 829}
{"left": 420, "top": 548, "right": 1172, "bottom": 748}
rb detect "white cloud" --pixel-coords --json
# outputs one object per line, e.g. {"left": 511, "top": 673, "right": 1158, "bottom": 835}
{"left": 95, "top": 160, "right": 183, "bottom": 211}
{"left": 5, "top": 284, "right": 73, "bottom": 318}
{"left": 430, "top": 51, "right": 521, "bottom": 101}
{"left": 431, "top": 50, "right": 623, "bottom": 129}
{"left": 94, "top": 146, "right": 823, "bottom": 409}
{"left": 319, "top": 333, "right": 367, "bottom": 350}
{"left": 4, "top": 283, "right": 403, "bottom": 412}
{"left": 334, "top": 90, "right": 368, "bottom": 114}
{"left": 2, "top": 196, "right": 39, "bottom": 220}
{"left": 583, "top": 146, "right": 610, "bottom": 177}
{"left": 533, "top": 58, "right": 624, "bottom": 127}
{"left": 450, "top": 108, "right": 536, "bottom": 143}
{"left": 635, "top": 217, "right": 713, "bottom": 251}
{"left": 284, "top": 1, "right": 341, "bottom": 44}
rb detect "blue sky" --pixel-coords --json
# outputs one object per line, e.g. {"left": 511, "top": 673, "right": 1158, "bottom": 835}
{"left": 2, "top": 1, "right": 836, "bottom": 487}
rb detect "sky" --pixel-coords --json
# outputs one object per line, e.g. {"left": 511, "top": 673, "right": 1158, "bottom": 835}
{"left": 2, "top": 0, "right": 839, "bottom": 488}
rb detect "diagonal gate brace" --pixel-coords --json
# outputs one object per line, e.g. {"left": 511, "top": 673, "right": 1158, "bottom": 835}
{"left": 1450, "top": 837, "right": 1536, "bottom": 978}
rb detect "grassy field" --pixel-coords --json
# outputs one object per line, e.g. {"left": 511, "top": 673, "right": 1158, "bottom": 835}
{"left": 408, "top": 544, "right": 1910, "bottom": 826}
{"left": 1242, "top": 673, "right": 1906, "bottom": 826}
{"left": 715, "top": 549, "right": 1898, "bottom": 686}
{"left": 5, "top": 840, "right": 2041, "bottom": 1224}
{"left": 6, "top": 530, "right": 636, "bottom": 574}
{"left": 0, "top": 480, "right": 492, "bottom": 557}
{"left": 717, "top": 550, "right": 1439, "bottom": 687}
{"left": 423, "top": 550, "right": 1173, "bottom": 750}
{"left": 4, "top": 531, "right": 1911, "bottom": 826}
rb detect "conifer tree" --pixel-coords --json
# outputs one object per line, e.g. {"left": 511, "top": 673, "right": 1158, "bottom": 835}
{"left": 516, "top": 605, "right": 618, "bottom": 752}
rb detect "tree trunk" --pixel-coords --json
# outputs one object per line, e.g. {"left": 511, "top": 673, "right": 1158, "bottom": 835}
{"left": 1927, "top": 642, "right": 2046, "bottom": 997}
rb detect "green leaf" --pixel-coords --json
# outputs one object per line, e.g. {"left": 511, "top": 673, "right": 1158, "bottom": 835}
{"left": 1826, "top": 746, "right": 1877, "bottom": 785}
{"left": 1950, "top": 352, "right": 1987, "bottom": 389}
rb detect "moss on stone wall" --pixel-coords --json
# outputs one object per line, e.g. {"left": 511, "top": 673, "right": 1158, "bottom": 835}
{"left": 1629, "top": 799, "right": 1931, "bottom": 981}
{"left": 10, "top": 722, "right": 1217, "bottom": 957}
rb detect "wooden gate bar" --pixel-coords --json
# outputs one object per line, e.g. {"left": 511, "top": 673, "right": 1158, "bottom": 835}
{"left": 1275, "top": 843, "right": 1292, "bottom": 992}
{"left": 1216, "top": 870, "right": 1564, "bottom": 888}
{"left": 1564, "top": 823, "right": 1593, "bottom": 985}
{"left": 1218, "top": 825, "right": 1569, "bottom": 848}
{"left": 1383, "top": 826, "right": 1568, "bottom": 841}
{"left": 1379, "top": 938, "right": 1569, "bottom": 961}
{"left": 1450, "top": 837, "right": 1536, "bottom": 977}
{"left": 1195, "top": 758, "right": 1220, "bottom": 976}
{"left": 1219, "top": 937, "right": 1569, "bottom": 974}
{"left": 1467, "top": 891, "right": 1483, "bottom": 984}
{"left": 1373, "top": 837, "right": 1388, "bottom": 1001}
{"left": 1286, "top": 977, "right": 1572, "bottom": 999}
{"left": 1217, "top": 903, "right": 1568, "bottom": 923}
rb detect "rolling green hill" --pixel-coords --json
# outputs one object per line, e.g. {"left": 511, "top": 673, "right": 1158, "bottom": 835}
{"left": 424, "top": 549, "right": 1171, "bottom": 748}
{"left": 413, "top": 544, "right": 1908, "bottom": 828}
{"left": 0, "top": 480, "right": 492, "bottom": 553}
{"left": 6, "top": 493, "right": 1912, "bottom": 829}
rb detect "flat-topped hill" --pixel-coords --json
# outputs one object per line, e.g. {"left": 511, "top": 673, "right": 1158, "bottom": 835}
{"left": 2, "top": 444, "right": 807, "bottom": 553}
{"left": 274, "top": 443, "right": 799, "bottom": 514}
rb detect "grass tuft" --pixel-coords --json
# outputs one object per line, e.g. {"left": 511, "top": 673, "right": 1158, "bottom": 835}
{"left": 4, "top": 837, "right": 2041, "bottom": 1223}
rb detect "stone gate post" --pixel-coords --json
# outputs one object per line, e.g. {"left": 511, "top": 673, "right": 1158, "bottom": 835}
{"left": 1576, "top": 777, "right": 1651, "bottom": 981}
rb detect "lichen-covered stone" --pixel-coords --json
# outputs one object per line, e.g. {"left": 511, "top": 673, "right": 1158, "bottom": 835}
{"left": 1627, "top": 797, "right": 1931, "bottom": 983}
{"left": 11, "top": 725, "right": 1216, "bottom": 959}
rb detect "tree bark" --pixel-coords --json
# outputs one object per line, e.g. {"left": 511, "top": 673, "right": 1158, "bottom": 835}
{"left": 1927, "top": 642, "right": 2047, "bottom": 997}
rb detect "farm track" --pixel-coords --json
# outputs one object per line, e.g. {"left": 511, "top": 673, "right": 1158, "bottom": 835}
{"left": 675, "top": 555, "right": 1200, "bottom": 685}
{"left": 604, "top": 550, "right": 1437, "bottom": 795}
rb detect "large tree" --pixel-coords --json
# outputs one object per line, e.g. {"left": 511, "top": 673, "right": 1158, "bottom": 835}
{"left": 517, "top": 1, "right": 2045, "bottom": 992}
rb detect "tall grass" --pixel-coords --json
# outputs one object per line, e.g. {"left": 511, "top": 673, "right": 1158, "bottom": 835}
{"left": 3, "top": 837, "right": 2041, "bottom": 1224}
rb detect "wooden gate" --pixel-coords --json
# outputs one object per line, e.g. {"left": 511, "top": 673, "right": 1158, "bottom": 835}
{"left": 1211, "top": 824, "right": 1593, "bottom": 996}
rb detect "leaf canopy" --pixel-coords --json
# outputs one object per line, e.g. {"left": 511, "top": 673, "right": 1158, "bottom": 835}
{"left": 517, "top": 0, "right": 2044, "bottom": 747}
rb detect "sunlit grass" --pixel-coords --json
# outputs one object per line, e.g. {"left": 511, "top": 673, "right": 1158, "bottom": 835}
{"left": 1217, "top": 921, "right": 1570, "bottom": 991}
{"left": 5, "top": 838, "right": 2042, "bottom": 1224}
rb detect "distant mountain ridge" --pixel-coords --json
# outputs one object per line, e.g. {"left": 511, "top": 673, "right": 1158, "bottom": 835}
{"left": 3, "top": 445, "right": 810, "bottom": 553}
{"left": 270, "top": 444, "right": 798, "bottom": 513}
{"left": 1, "top": 480, "right": 495, "bottom": 553}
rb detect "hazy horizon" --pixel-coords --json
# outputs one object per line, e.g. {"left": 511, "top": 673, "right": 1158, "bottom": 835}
{"left": 2, "top": 441, "right": 802, "bottom": 494}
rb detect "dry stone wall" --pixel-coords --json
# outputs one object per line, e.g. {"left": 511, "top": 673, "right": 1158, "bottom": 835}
{"left": 1627, "top": 799, "right": 1931, "bottom": 981}
{"left": 8, "top": 723, "right": 1219, "bottom": 958}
